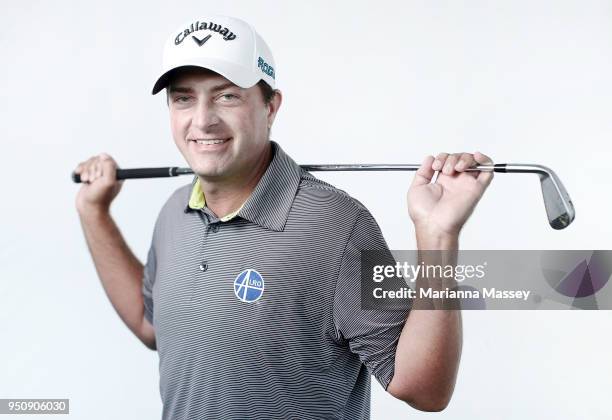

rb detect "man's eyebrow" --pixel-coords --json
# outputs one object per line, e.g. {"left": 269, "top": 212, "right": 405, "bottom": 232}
{"left": 209, "top": 82, "right": 241, "bottom": 93}
{"left": 167, "top": 86, "right": 193, "bottom": 94}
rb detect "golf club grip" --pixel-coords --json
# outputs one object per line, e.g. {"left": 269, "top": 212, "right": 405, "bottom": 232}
{"left": 72, "top": 167, "right": 178, "bottom": 183}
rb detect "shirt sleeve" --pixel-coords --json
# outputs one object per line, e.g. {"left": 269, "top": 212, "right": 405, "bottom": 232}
{"left": 142, "top": 241, "right": 157, "bottom": 325}
{"left": 333, "top": 208, "right": 410, "bottom": 390}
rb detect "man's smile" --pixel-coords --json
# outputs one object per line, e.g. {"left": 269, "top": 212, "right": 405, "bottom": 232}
{"left": 188, "top": 137, "right": 232, "bottom": 151}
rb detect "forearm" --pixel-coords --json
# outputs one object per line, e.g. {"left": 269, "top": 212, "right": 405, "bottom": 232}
{"left": 78, "top": 207, "right": 154, "bottom": 348}
{"left": 387, "top": 231, "right": 462, "bottom": 411}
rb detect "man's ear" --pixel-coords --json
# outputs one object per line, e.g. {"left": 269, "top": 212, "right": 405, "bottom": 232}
{"left": 266, "top": 89, "right": 283, "bottom": 129}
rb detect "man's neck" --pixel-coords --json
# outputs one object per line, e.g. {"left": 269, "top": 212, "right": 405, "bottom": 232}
{"left": 198, "top": 143, "right": 273, "bottom": 219}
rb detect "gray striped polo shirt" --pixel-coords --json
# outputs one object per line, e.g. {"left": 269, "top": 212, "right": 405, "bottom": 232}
{"left": 142, "top": 141, "right": 409, "bottom": 419}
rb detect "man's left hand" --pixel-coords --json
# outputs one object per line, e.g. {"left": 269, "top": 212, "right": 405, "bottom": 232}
{"left": 407, "top": 152, "right": 494, "bottom": 238}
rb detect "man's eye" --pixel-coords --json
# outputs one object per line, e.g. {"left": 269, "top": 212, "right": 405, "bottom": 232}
{"left": 174, "top": 96, "right": 191, "bottom": 103}
{"left": 220, "top": 93, "right": 238, "bottom": 101}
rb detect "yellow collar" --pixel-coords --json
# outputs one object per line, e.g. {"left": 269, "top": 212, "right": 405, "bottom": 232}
{"left": 188, "top": 178, "right": 244, "bottom": 222}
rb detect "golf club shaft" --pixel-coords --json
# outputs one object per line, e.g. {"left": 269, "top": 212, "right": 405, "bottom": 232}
{"left": 71, "top": 164, "right": 509, "bottom": 183}
{"left": 70, "top": 163, "right": 575, "bottom": 229}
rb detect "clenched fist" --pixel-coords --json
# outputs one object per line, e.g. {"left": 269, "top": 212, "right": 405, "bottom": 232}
{"left": 74, "top": 153, "right": 123, "bottom": 214}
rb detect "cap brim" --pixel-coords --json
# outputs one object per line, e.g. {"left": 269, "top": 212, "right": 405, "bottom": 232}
{"left": 151, "top": 58, "right": 261, "bottom": 95}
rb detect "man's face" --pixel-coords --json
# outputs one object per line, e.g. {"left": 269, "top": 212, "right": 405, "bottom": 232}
{"left": 167, "top": 67, "right": 280, "bottom": 181}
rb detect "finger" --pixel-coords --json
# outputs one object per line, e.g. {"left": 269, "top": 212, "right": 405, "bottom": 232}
{"left": 83, "top": 156, "right": 97, "bottom": 184}
{"left": 93, "top": 159, "right": 101, "bottom": 178}
{"left": 88, "top": 162, "right": 97, "bottom": 183}
{"left": 442, "top": 153, "right": 460, "bottom": 175}
{"left": 474, "top": 151, "right": 493, "bottom": 165}
{"left": 411, "top": 155, "right": 436, "bottom": 187}
{"left": 80, "top": 157, "right": 96, "bottom": 179}
{"left": 80, "top": 159, "right": 92, "bottom": 182}
{"left": 432, "top": 152, "right": 449, "bottom": 171}
{"left": 455, "top": 153, "right": 476, "bottom": 172}
{"left": 474, "top": 151, "right": 494, "bottom": 186}
{"left": 455, "top": 152, "right": 479, "bottom": 179}
{"left": 100, "top": 155, "right": 118, "bottom": 182}
{"left": 74, "top": 162, "right": 85, "bottom": 174}
{"left": 93, "top": 154, "right": 109, "bottom": 178}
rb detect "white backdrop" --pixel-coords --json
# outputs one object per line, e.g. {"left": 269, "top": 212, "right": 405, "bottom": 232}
{"left": 1, "top": 1, "right": 611, "bottom": 419}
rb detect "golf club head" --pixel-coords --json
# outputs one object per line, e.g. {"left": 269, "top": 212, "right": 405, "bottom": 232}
{"left": 502, "top": 164, "right": 576, "bottom": 229}
{"left": 539, "top": 169, "right": 576, "bottom": 229}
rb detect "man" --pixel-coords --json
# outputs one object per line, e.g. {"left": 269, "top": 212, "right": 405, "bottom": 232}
{"left": 74, "top": 15, "right": 493, "bottom": 419}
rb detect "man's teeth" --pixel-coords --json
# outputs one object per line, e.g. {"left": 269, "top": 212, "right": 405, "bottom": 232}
{"left": 194, "top": 139, "right": 228, "bottom": 145}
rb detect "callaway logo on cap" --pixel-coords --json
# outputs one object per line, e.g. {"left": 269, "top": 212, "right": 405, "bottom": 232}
{"left": 151, "top": 15, "right": 276, "bottom": 95}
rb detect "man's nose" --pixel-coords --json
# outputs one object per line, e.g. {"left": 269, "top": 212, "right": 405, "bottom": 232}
{"left": 191, "top": 100, "right": 221, "bottom": 130}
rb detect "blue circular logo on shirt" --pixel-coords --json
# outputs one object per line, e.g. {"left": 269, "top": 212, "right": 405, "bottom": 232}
{"left": 233, "top": 269, "right": 265, "bottom": 303}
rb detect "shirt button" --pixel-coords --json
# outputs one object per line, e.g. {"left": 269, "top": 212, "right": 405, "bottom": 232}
{"left": 199, "top": 261, "right": 208, "bottom": 272}
{"left": 211, "top": 224, "right": 219, "bottom": 233}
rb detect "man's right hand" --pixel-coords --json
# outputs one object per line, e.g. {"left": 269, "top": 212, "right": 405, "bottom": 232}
{"left": 75, "top": 153, "right": 123, "bottom": 214}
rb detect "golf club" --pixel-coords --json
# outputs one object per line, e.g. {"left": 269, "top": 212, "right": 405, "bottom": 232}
{"left": 71, "top": 163, "right": 575, "bottom": 230}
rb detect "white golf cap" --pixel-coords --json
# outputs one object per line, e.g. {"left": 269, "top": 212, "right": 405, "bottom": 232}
{"left": 151, "top": 15, "right": 276, "bottom": 95}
